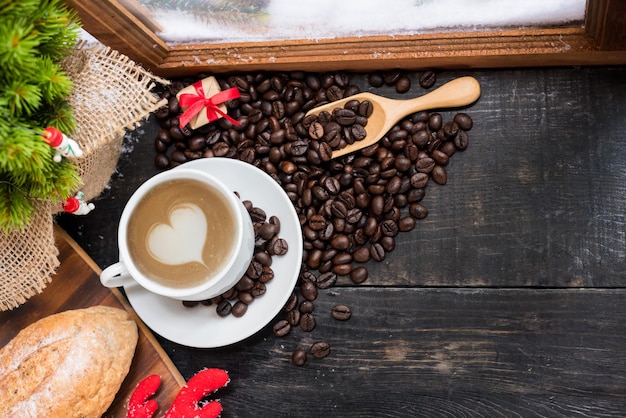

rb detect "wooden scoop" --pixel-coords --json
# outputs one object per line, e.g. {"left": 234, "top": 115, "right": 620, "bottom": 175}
{"left": 305, "top": 76, "right": 481, "bottom": 159}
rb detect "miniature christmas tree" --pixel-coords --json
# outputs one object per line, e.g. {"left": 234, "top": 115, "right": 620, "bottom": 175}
{"left": 0, "top": 0, "right": 82, "bottom": 232}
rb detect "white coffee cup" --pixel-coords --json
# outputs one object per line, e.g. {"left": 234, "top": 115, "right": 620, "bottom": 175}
{"left": 100, "top": 167, "right": 255, "bottom": 301}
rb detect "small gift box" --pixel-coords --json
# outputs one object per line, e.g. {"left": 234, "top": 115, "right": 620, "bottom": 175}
{"left": 176, "top": 76, "right": 241, "bottom": 129}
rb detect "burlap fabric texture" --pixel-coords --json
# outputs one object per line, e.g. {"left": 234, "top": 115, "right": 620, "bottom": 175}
{"left": 57, "top": 41, "right": 169, "bottom": 206}
{"left": 0, "top": 42, "right": 168, "bottom": 311}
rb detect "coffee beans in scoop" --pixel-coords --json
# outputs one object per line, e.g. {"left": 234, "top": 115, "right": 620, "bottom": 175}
{"left": 303, "top": 99, "right": 373, "bottom": 154}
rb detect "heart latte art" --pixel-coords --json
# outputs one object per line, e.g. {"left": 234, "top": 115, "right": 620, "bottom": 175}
{"left": 127, "top": 179, "right": 237, "bottom": 289}
{"left": 147, "top": 203, "right": 208, "bottom": 266}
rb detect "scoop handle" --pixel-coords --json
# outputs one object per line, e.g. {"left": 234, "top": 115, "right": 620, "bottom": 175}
{"left": 395, "top": 76, "right": 481, "bottom": 116}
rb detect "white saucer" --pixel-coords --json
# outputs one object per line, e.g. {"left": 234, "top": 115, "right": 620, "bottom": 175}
{"left": 124, "top": 158, "right": 303, "bottom": 348}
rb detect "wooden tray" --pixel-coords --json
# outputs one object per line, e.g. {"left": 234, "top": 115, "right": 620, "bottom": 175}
{"left": 0, "top": 226, "right": 185, "bottom": 417}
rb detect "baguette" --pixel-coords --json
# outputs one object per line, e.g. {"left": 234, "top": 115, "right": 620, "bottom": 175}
{"left": 0, "top": 305, "right": 138, "bottom": 418}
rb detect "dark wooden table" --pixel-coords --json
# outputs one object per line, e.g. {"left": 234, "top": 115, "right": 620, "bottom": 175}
{"left": 57, "top": 66, "right": 626, "bottom": 417}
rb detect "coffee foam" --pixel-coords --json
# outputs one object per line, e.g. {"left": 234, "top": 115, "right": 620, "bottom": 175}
{"left": 146, "top": 203, "right": 208, "bottom": 267}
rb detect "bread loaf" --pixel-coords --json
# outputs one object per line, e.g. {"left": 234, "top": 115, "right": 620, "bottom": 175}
{"left": 0, "top": 305, "right": 138, "bottom": 417}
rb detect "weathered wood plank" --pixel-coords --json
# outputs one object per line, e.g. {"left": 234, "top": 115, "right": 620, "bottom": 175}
{"left": 163, "top": 287, "right": 626, "bottom": 417}
{"left": 52, "top": 64, "right": 626, "bottom": 417}
{"left": 350, "top": 67, "right": 626, "bottom": 287}
{"left": 57, "top": 66, "right": 626, "bottom": 288}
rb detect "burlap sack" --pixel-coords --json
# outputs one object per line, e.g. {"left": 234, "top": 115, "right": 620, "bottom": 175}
{"left": 0, "top": 42, "right": 169, "bottom": 311}
{"left": 58, "top": 41, "right": 169, "bottom": 204}
{"left": 0, "top": 201, "right": 58, "bottom": 311}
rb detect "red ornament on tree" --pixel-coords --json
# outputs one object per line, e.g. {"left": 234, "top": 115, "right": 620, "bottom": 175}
{"left": 62, "top": 192, "right": 95, "bottom": 215}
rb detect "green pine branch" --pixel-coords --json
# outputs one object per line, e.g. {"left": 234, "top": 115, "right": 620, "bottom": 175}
{"left": 0, "top": 0, "right": 82, "bottom": 232}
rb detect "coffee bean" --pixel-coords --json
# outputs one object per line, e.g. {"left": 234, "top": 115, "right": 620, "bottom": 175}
{"left": 370, "top": 242, "right": 385, "bottom": 261}
{"left": 258, "top": 222, "right": 278, "bottom": 240}
{"left": 331, "top": 304, "right": 352, "bottom": 321}
{"left": 252, "top": 273, "right": 267, "bottom": 291}
{"left": 309, "top": 121, "right": 324, "bottom": 139}
{"left": 353, "top": 247, "right": 371, "bottom": 263}
{"left": 410, "top": 172, "right": 430, "bottom": 188}
{"left": 350, "top": 266, "right": 368, "bottom": 284}
{"left": 350, "top": 124, "right": 367, "bottom": 141}
{"left": 380, "top": 236, "right": 396, "bottom": 252}
{"left": 431, "top": 165, "right": 448, "bottom": 185}
{"left": 259, "top": 267, "right": 274, "bottom": 283}
{"left": 345, "top": 208, "right": 362, "bottom": 224}
{"left": 358, "top": 100, "right": 374, "bottom": 117}
{"left": 318, "top": 141, "right": 333, "bottom": 161}
{"left": 299, "top": 300, "right": 315, "bottom": 314}
{"left": 326, "top": 85, "right": 343, "bottom": 102}
{"left": 334, "top": 108, "right": 357, "bottom": 126}
{"left": 299, "top": 312, "right": 316, "bottom": 332}
{"left": 310, "top": 341, "right": 331, "bottom": 359}
{"left": 284, "top": 292, "right": 298, "bottom": 311}
{"left": 238, "top": 291, "right": 254, "bottom": 305}
{"left": 300, "top": 280, "right": 318, "bottom": 301}
{"left": 333, "top": 263, "right": 352, "bottom": 276}
{"left": 155, "top": 104, "right": 170, "bottom": 119}
{"left": 380, "top": 219, "right": 399, "bottom": 237}
{"left": 286, "top": 309, "right": 301, "bottom": 326}
{"left": 312, "top": 185, "right": 329, "bottom": 201}
{"left": 216, "top": 300, "right": 232, "bottom": 317}
{"left": 427, "top": 137, "right": 442, "bottom": 153}
{"left": 236, "top": 275, "right": 255, "bottom": 291}
{"left": 395, "top": 76, "right": 412, "bottom": 93}
{"left": 419, "top": 70, "right": 436, "bottom": 88}
{"left": 268, "top": 237, "right": 289, "bottom": 255}
{"left": 453, "top": 112, "right": 473, "bottom": 130}
{"left": 409, "top": 203, "right": 429, "bottom": 219}
{"left": 383, "top": 70, "right": 402, "bottom": 85}
{"left": 330, "top": 234, "right": 350, "bottom": 250}
{"left": 416, "top": 157, "right": 435, "bottom": 173}
{"left": 231, "top": 301, "right": 248, "bottom": 317}
{"left": 273, "top": 319, "right": 291, "bottom": 337}
{"left": 368, "top": 72, "right": 384, "bottom": 87}
{"left": 316, "top": 272, "right": 337, "bottom": 289}
{"left": 431, "top": 149, "right": 449, "bottom": 166}
{"left": 454, "top": 130, "right": 469, "bottom": 150}
{"left": 291, "top": 348, "right": 307, "bottom": 366}
{"left": 412, "top": 130, "right": 431, "bottom": 148}
{"left": 428, "top": 113, "right": 443, "bottom": 131}
{"left": 442, "top": 121, "right": 459, "bottom": 139}
{"left": 399, "top": 216, "right": 416, "bottom": 232}
{"left": 155, "top": 153, "right": 169, "bottom": 168}
{"left": 308, "top": 214, "right": 327, "bottom": 231}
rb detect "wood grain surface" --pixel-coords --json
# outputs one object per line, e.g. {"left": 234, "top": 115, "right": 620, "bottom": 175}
{"left": 0, "top": 227, "right": 184, "bottom": 417}
{"left": 56, "top": 66, "right": 626, "bottom": 417}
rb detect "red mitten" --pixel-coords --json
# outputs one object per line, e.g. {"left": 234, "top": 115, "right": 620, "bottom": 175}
{"left": 164, "top": 368, "right": 230, "bottom": 418}
{"left": 127, "top": 374, "right": 161, "bottom": 418}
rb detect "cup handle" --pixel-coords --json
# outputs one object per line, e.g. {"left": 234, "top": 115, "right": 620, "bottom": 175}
{"left": 100, "top": 262, "right": 133, "bottom": 288}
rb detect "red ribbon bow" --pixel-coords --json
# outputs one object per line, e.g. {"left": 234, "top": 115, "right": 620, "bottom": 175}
{"left": 178, "top": 80, "right": 241, "bottom": 128}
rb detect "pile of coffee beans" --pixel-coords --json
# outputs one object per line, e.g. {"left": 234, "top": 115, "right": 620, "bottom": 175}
{"left": 182, "top": 196, "right": 287, "bottom": 318}
{"left": 154, "top": 69, "right": 474, "bottom": 365}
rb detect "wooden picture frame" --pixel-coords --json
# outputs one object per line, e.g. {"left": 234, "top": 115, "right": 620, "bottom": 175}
{"left": 66, "top": 0, "right": 626, "bottom": 77}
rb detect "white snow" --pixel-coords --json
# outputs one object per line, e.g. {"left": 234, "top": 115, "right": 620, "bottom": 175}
{"left": 139, "top": 0, "right": 586, "bottom": 44}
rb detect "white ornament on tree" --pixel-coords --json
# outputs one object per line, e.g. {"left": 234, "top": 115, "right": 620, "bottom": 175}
{"left": 43, "top": 127, "right": 84, "bottom": 162}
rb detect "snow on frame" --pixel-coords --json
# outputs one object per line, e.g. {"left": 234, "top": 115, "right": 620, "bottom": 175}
{"left": 140, "top": 0, "right": 587, "bottom": 44}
